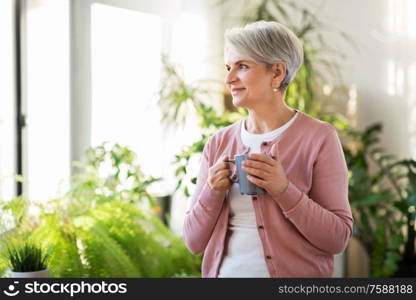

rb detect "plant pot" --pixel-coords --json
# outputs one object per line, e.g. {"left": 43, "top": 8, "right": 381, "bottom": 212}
{"left": 11, "top": 268, "right": 49, "bottom": 278}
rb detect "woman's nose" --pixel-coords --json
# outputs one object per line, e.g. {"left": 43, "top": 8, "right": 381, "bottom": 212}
{"left": 225, "top": 70, "right": 238, "bottom": 85}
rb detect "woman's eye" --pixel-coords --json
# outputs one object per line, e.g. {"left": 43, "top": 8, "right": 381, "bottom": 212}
{"left": 226, "top": 64, "right": 248, "bottom": 71}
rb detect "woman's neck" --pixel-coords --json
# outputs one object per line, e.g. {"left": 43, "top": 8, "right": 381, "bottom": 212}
{"left": 245, "top": 105, "right": 296, "bottom": 134}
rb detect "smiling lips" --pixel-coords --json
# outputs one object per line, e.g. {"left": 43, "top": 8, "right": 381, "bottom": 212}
{"left": 231, "top": 88, "right": 246, "bottom": 95}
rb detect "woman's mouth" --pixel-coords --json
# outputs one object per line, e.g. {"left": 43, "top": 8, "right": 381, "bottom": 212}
{"left": 231, "top": 88, "right": 245, "bottom": 95}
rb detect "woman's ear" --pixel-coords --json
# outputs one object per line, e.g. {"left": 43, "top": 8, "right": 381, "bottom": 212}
{"left": 273, "top": 62, "right": 286, "bottom": 79}
{"left": 271, "top": 62, "right": 287, "bottom": 88}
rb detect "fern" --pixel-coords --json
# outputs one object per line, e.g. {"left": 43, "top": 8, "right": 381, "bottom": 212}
{"left": 31, "top": 214, "right": 85, "bottom": 277}
{"left": 25, "top": 199, "right": 200, "bottom": 277}
{"left": 1, "top": 143, "right": 200, "bottom": 278}
{"left": 76, "top": 219, "right": 141, "bottom": 277}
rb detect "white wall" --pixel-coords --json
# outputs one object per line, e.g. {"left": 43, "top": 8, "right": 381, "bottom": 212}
{"left": 314, "top": 0, "right": 416, "bottom": 159}
{"left": 220, "top": 0, "right": 416, "bottom": 160}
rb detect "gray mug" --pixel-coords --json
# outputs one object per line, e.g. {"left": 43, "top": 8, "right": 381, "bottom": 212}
{"left": 227, "top": 154, "right": 266, "bottom": 195}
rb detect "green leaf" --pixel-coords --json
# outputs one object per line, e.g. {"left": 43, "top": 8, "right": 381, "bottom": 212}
{"left": 352, "top": 194, "right": 384, "bottom": 208}
{"left": 184, "top": 186, "right": 190, "bottom": 198}
{"left": 387, "top": 234, "right": 404, "bottom": 250}
{"left": 408, "top": 194, "right": 416, "bottom": 206}
{"left": 175, "top": 165, "right": 187, "bottom": 176}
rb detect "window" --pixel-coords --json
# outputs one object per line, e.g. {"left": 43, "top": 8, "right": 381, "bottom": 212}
{"left": 12, "top": 0, "right": 221, "bottom": 233}
{"left": 90, "top": 4, "right": 164, "bottom": 180}
{"left": 0, "top": 0, "right": 16, "bottom": 200}
{"left": 25, "top": 0, "right": 70, "bottom": 201}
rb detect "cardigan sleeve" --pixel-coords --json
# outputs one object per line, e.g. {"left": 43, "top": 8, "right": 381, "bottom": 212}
{"left": 272, "top": 126, "right": 353, "bottom": 255}
{"left": 182, "top": 137, "right": 227, "bottom": 255}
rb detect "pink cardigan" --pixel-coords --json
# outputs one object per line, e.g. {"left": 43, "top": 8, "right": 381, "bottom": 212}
{"left": 183, "top": 110, "right": 353, "bottom": 277}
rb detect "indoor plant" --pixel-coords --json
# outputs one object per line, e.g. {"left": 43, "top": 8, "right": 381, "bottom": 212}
{"left": 344, "top": 124, "right": 403, "bottom": 276}
{"left": 383, "top": 158, "right": 416, "bottom": 276}
{"left": 0, "top": 143, "right": 201, "bottom": 278}
{"left": 6, "top": 241, "right": 49, "bottom": 278}
{"left": 344, "top": 123, "right": 416, "bottom": 277}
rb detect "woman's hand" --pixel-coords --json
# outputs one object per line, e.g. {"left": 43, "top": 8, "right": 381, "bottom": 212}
{"left": 242, "top": 144, "right": 289, "bottom": 198}
{"left": 207, "top": 156, "right": 232, "bottom": 192}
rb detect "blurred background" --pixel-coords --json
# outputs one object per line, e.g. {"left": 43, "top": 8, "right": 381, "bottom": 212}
{"left": 0, "top": 0, "right": 415, "bottom": 278}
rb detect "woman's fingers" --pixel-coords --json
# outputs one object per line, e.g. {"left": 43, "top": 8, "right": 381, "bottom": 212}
{"left": 214, "top": 162, "right": 229, "bottom": 173}
{"left": 247, "top": 153, "right": 276, "bottom": 167}
{"left": 242, "top": 166, "right": 268, "bottom": 179}
{"left": 242, "top": 160, "right": 272, "bottom": 173}
{"left": 211, "top": 156, "right": 231, "bottom": 175}
{"left": 214, "top": 169, "right": 230, "bottom": 179}
{"left": 208, "top": 155, "right": 236, "bottom": 191}
{"left": 217, "top": 178, "right": 231, "bottom": 188}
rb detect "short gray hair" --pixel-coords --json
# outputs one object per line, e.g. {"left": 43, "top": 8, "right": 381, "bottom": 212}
{"left": 224, "top": 21, "right": 303, "bottom": 90}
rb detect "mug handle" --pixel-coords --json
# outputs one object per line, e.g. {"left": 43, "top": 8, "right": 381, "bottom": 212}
{"left": 224, "top": 159, "right": 238, "bottom": 183}
{"left": 225, "top": 159, "right": 238, "bottom": 183}
{"left": 229, "top": 174, "right": 238, "bottom": 183}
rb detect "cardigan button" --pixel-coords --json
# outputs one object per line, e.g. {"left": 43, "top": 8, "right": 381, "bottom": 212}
{"left": 262, "top": 142, "right": 268, "bottom": 146}
{"left": 252, "top": 196, "right": 257, "bottom": 200}
{"left": 258, "top": 225, "right": 264, "bottom": 229}
{"left": 266, "top": 255, "right": 272, "bottom": 260}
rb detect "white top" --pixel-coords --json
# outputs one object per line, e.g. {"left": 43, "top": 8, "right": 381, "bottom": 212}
{"left": 218, "top": 112, "right": 298, "bottom": 278}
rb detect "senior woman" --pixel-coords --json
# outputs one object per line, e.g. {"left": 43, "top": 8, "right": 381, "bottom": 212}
{"left": 183, "top": 21, "right": 353, "bottom": 278}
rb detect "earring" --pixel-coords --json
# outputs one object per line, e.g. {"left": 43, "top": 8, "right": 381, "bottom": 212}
{"left": 273, "top": 87, "right": 279, "bottom": 92}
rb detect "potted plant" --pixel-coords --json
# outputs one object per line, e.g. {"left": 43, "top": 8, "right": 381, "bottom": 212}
{"left": 6, "top": 241, "right": 49, "bottom": 278}
{"left": 344, "top": 124, "right": 403, "bottom": 276}
{"left": 386, "top": 159, "right": 416, "bottom": 276}
{"left": 0, "top": 143, "right": 201, "bottom": 278}
{"left": 344, "top": 123, "right": 416, "bottom": 277}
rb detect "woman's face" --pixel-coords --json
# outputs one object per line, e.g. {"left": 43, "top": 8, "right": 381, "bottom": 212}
{"left": 225, "top": 51, "right": 275, "bottom": 109}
